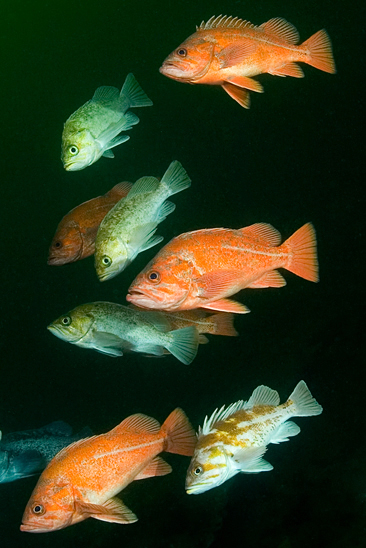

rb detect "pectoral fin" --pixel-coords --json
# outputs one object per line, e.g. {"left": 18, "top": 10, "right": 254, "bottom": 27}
{"left": 218, "top": 40, "right": 258, "bottom": 68}
{"left": 196, "top": 270, "right": 245, "bottom": 299}
{"left": 92, "top": 332, "right": 125, "bottom": 357}
{"left": 76, "top": 497, "right": 138, "bottom": 524}
{"left": 233, "top": 446, "right": 273, "bottom": 473}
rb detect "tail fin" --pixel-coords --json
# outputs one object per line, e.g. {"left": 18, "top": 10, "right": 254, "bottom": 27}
{"left": 161, "top": 160, "right": 191, "bottom": 197}
{"left": 288, "top": 380, "right": 323, "bottom": 417}
{"left": 303, "top": 29, "right": 336, "bottom": 74}
{"left": 165, "top": 326, "right": 199, "bottom": 365}
{"left": 162, "top": 408, "right": 196, "bottom": 456}
{"left": 284, "top": 222, "right": 319, "bottom": 282}
{"left": 206, "top": 312, "right": 238, "bottom": 337}
{"left": 121, "top": 73, "right": 153, "bottom": 108}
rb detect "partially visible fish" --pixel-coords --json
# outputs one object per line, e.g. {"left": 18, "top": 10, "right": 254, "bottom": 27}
{"left": 61, "top": 73, "right": 152, "bottom": 171}
{"left": 94, "top": 161, "right": 191, "bottom": 281}
{"left": 48, "top": 182, "right": 133, "bottom": 265}
{"left": 186, "top": 381, "right": 322, "bottom": 494}
{"left": 159, "top": 309, "right": 238, "bottom": 344}
{"left": 0, "top": 421, "right": 92, "bottom": 483}
{"left": 160, "top": 15, "right": 336, "bottom": 108}
{"left": 127, "top": 222, "right": 318, "bottom": 314}
{"left": 47, "top": 301, "right": 199, "bottom": 365}
{"left": 21, "top": 409, "right": 195, "bottom": 532}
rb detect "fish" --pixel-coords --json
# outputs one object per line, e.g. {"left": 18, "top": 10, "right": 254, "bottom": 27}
{"left": 185, "top": 380, "right": 322, "bottom": 494}
{"left": 160, "top": 15, "right": 336, "bottom": 108}
{"left": 0, "top": 421, "right": 92, "bottom": 483}
{"left": 21, "top": 408, "right": 195, "bottom": 532}
{"left": 94, "top": 160, "right": 191, "bottom": 281}
{"left": 47, "top": 301, "right": 199, "bottom": 364}
{"left": 127, "top": 222, "right": 318, "bottom": 314}
{"left": 61, "top": 73, "right": 152, "bottom": 170}
{"left": 48, "top": 181, "right": 133, "bottom": 265}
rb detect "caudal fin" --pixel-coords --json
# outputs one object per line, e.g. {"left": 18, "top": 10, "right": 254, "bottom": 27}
{"left": 288, "top": 380, "right": 323, "bottom": 417}
{"left": 165, "top": 326, "right": 199, "bottom": 365}
{"left": 162, "top": 408, "right": 196, "bottom": 456}
{"left": 303, "top": 29, "right": 336, "bottom": 74}
{"left": 284, "top": 222, "right": 319, "bottom": 282}
{"left": 161, "top": 160, "right": 191, "bottom": 197}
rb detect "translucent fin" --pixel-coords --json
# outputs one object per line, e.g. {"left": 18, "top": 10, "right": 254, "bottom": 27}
{"left": 165, "top": 326, "right": 199, "bottom": 365}
{"left": 127, "top": 223, "right": 162, "bottom": 257}
{"left": 162, "top": 408, "right": 196, "bottom": 456}
{"left": 121, "top": 73, "right": 153, "bottom": 108}
{"left": 234, "top": 446, "right": 273, "bottom": 473}
{"left": 284, "top": 223, "right": 318, "bottom": 282}
{"left": 102, "top": 149, "right": 115, "bottom": 158}
{"left": 76, "top": 497, "right": 138, "bottom": 524}
{"left": 160, "top": 160, "right": 191, "bottom": 197}
{"left": 222, "top": 82, "right": 251, "bottom": 109}
{"left": 287, "top": 380, "right": 323, "bottom": 417}
{"left": 10, "top": 450, "right": 46, "bottom": 479}
{"left": 200, "top": 299, "right": 250, "bottom": 314}
{"left": 155, "top": 200, "right": 176, "bottom": 222}
{"left": 125, "top": 176, "right": 160, "bottom": 199}
{"left": 92, "top": 332, "right": 125, "bottom": 356}
{"left": 91, "top": 86, "right": 120, "bottom": 103}
{"left": 105, "top": 135, "right": 130, "bottom": 150}
{"left": 245, "top": 385, "right": 280, "bottom": 408}
{"left": 270, "top": 421, "right": 301, "bottom": 444}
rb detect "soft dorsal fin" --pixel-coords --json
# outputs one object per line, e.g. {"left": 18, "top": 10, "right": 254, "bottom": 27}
{"left": 92, "top": 86, "right": 120, "bottom": 103}
{"left": 240, "top": 223, "right": 282, "bottom": 246}
{"left": 106, "top": 181, "right": 133, "bottom": 199}
{"left": 125, "top": 176, "right": 160, "bottom": 199}
{"left": 259, "top": 17, "right": 300, "bottom": 44}
{"left": 111, "top": 413, "right": 161, "bottom": 435}
{"left": 198, "top": 15, "right": 256, "bottom": 32}
{"left": 245, "top": 385, "right": 280, "bottom": 409}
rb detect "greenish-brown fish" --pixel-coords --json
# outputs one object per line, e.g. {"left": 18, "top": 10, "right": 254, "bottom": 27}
{"left": 61, "top": 73, "right": 152, "bottom": 171}
{"left": 47, "top": 302, "right": 199, "bottom": 365}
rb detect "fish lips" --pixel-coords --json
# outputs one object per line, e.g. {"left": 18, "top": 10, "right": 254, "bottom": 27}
{"left": 20, "top": 522, "right": 53, "bottom": 533}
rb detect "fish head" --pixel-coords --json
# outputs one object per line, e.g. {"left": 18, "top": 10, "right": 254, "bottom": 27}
{"left": 160, "top": 34, "right": 215, "bottom": 82}
{"left": 94, "top": 237, "right": 128, "bottom": 281}
{"left": 61, "top": 129, "right": 100, "bottom": 171}
{"left": 21, "top": 481, "right": 79, "bottom": 533}
{"left": 127, "top": 255, "right": 193, "bottom": 311}
{"left": 48, "top": 221, "right": 83, "bottom": 265}
{"left": 47, "top": 304, "right": 95, "bottom": 344}
{"left": 185, "top": 443, "right": 233, "bottom": 494}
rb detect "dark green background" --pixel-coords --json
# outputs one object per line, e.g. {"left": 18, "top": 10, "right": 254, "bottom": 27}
{"left": 1, "top": 0, "right": 364, "bottom": 546}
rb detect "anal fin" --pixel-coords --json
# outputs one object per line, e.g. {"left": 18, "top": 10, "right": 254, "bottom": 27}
{"left": 221, "top": 83, "right": 251, "bottom": 109}
{"left": 269, "top": 63, "right": 304, "bottom": 78}
{"left": 247, "top": 270, "right": 286, "bottom": 288}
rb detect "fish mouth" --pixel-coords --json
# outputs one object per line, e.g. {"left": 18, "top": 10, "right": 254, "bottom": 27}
{"left": 21, "top": 522, "right": 53, "bottom": 533}
{"left": 127, "top": 288, "right": 189, "bottom": 311}
{"left": 126, "top": 289, "right": 157, "bottom": 309}
{"left": 185, "top": 483, "right": 209, "bottom": 495}
{"left": 159, "top": 63, "right": 194, "bottom": 82}
{"left": 47, "top": 324, "right": 90, "bottom": 344}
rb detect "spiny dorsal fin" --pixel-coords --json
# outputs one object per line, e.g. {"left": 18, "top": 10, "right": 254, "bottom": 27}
{"left": 198, "top": 15, "right": 257, "bottom": 32}
{"left": 200, "top": 399, "right": 246, "bottom": 436}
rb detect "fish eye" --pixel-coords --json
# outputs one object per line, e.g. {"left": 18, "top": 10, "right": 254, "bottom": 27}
{"left": 69, "top": 145, "right": 79, "bottom": 156}
{"left": 32, "top": 504, "right": 45, "bottom": 515}
{"left": 147, "top": 271, "right": 160, "bottom": 283}
{"left": 61, "top": 316, "right": 71, "bottom": 326}
{"left": 102, "top": 256, "right": 112, "bottom": 267}
{"left": 177, "top": 48, "right": 187, "bottom": 57}
{"left": 194, "top": 466, "right": 203, "bottom": 476}
{"left": 54, "top": 242, "right": 62, "bottom": 248}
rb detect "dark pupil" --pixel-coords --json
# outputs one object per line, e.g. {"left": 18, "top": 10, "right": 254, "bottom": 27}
{"left": 178, "top": 48, "right": 186, "bottom": 56}
{"left": 195, "top": 468, "right": 201, "bottom": 475}
{"left": 55, "top": 242, "right": 62, "bottom": 248}
{"left": 62, "top": 317, "right": 69, "bottom": 325}
{"left": 71, "top": 147, "right": 77, "bottom": 153}
{"left": 34, "top": 505, "right": 42, "bottom": 513}
{"left": 149, "top": 272, "right": 158, "bottom": 280}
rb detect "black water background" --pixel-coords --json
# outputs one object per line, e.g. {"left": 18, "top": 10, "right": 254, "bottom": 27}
{"left": 0, "top": 0, "right": 364, "bottom": 546}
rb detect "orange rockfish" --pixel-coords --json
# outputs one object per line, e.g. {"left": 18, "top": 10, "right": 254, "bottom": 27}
{"left": 21, "top": 408, "right": 195, "bottom": 533}
{"left": 186, "top": 381, "right": 322, "bottom": 494}
{"left": 127, "top": 222, "right": 318, "bottom": 314}
{"left": 160, "top": 15, "right": 336, "bottom": 108}
{"left": 48, "top": 181, "right": 132, "bottom": 265}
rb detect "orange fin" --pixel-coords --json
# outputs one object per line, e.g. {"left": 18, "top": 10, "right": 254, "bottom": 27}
{"left": 199, "top": 334, "right": 209, "bottom": 344}
{"left": 134, "top": 456, "right": 172, "bottom": 480}
{"left": 269, "top": 63, "right": 304, "bottom": 78}
{"left": 110, "top": 414, "right": 160, "bottom": 435}
{"left": 222, "top": 82, "right": 251, "bottom": 108}
{"left": 205, "top": 312, "right": 238, "bottom": 336}
{"left": 107, "top": 181, "right": 133, "bottom": 199}
{"left": 247, "top": 270, "right": 287, "bottom": 288}
{"left": 226, "top": 75, "right": 263, "bottom": 93}
{"left": 240, "top": 223, "right": 282, "bottom": 246}
{"left": 200, "top": 299, "right": 250, "bottom": 314}
{"left": 259, "top": 17, "right": 299, "bottom": 44}
{"left": 217, "top": 40, "right": 258, "bottom": 68}
{"left": 76, "top": 497, "right": 138, "bottom": 524}
{"left": 196, "top": 269, "right": 245, "bottom": 300}
{"left": 162, "top": 408, "right": 196, "bottom": 456}
{"left": 284, "top": 223, "right": 319, "bottom": 282}
{"left": 302, "top": 29, "right": 336, "bottom": 74}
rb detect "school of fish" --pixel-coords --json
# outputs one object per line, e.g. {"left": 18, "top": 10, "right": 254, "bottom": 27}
{"left": 12, "top": 11, "right": 334, "bottom": 534}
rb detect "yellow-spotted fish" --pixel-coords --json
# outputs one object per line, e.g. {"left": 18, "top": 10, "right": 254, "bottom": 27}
{"left": 61, "top": 73, "right": 152, "bottom": 171}
{"left": 186, "top": 380, "right": 322, "bottom": 494}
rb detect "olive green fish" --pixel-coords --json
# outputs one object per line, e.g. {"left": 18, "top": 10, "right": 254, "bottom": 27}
{"left": 94, "top": 160, "right": 191, "bottom": 281}
{"left": 47, "top": 302, "right": 199, "bottom": 365}
{"left": 61, "top": 73, "right": 152, "bottom": 171}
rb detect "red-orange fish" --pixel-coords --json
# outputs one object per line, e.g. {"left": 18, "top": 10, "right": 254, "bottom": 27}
{"left": 127, "top": 223, "right": 318, "bottom": 314}
{"left": 160, "top": 15, "right": 336, "bottom": 108}
{"left": 48, "top": 181, "right": 132, "bottom": 265}
{"left": 20, "top": 408, "right": 195, "bottom": 533}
